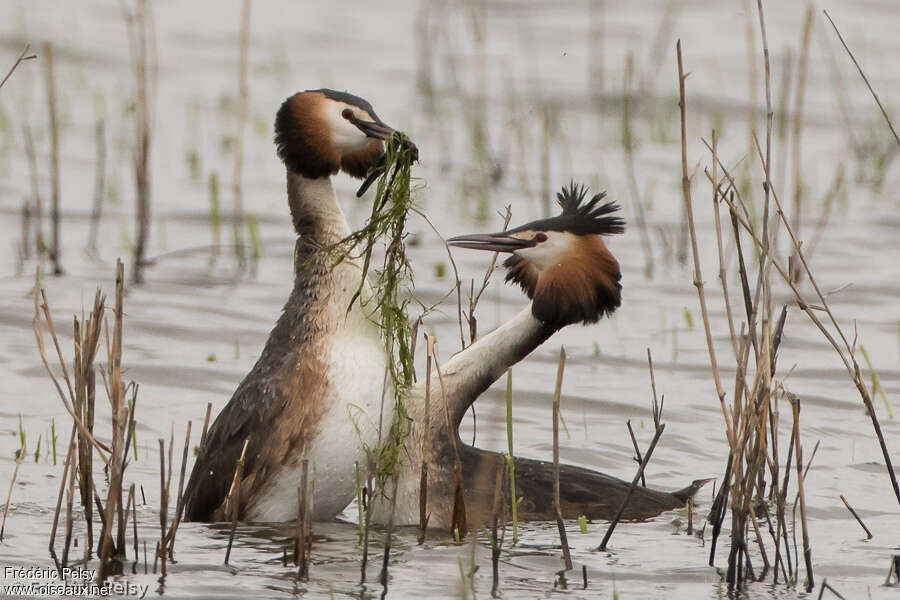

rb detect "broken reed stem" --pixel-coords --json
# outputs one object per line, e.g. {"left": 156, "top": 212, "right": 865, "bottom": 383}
{"left": 466, "top": 206, "right": 512, "bottom": 343}
{"left": 419, "top": 334, "right": 435, "bottom": 543}
{"left": 551, "top": 347, "right": 572, "bottom": 571}
{"left": 0, "top": 44, "right": 34, "bottom": 90}
{"left": 676, "top": 40, "right": 737, "bottom": 451}
{"left": 200, "top": 401, "right": 212, "bottom": 449}
{"left": 43, "top": 42, "right": 62, "bottom": 276}
{"left": 790, "top": 397, "right": 813, "bottom": 592}
{"left": 1, "top": 447, "right": 24, "bottom": 541}
{"left": 224, "top": 437, "right": 249, "bottom": 565}
{"left": 839, "top": 494, "right": 872, "bottom": 540}
{"left": 231, "top": 0, "right": 250, "bottom": 269}
{"left": 823, "top": 10, "right": 900, "bottom": 148}
{"left": 599, "top": 424, "right": 665, "bottom": 551}
{"left": 625, "top": 420, "right": 645, "bottom": 486}
{"left": 599, "top": 350, "right": 665, "bottom": 550}
{"left": 165, "top": 421, "right": 192, "bottom": 558}
{"left": 505, "top": 368, "right": 517, "bottom": 546}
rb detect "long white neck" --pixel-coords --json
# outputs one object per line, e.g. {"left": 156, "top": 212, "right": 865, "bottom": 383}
{"left": 286, "top": 171, "right": 351, "bottom": 244}
{"left": 418, "top": 306, "right": 554, "bottom": 429}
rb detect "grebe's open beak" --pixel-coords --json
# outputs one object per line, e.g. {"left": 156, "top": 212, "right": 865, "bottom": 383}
{"left": 447, "top": 232, "right": 536, "bottom": 252}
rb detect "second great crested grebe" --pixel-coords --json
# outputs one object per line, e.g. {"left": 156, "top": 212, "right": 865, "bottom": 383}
{"left": 368, "top": 183, "right": 703, "bottom": 526}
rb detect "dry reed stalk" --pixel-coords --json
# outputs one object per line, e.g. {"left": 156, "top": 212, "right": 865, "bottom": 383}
{"left": 599, "top": 349, "right": 665, "bottom": 551}
{"left": 43, "top": 42, "right": 62, "bottom": 275}
{"left": 61, "top": 445, "right": 77, "bottom": 567}
{"left": 839, "top": 494, "right": 872, "bottom": 539}
{"left": 823, "top": 10, "right": 900, "bottom": 148}
{"left": 156, "top": 438, "right": 168, "bottom": 577}
{"left": 48, "top": 425, "right": 76, "bottom": 569}
{"left": 231, "top": 0, "right": 250, "bottom": 269}
{"left": 707, "top": 134, "right": 739, "bottom": 359}
{"left": 123, "top": 0, "right": 155, "bottom": 284}
{"left": 625, "top": 420, "right": 645, "bottom": 486}
{"left": 295, "top": 459, "right": 309, "bottom": 577}
{"left": 415, "top": 208, "right": 466, "bottom": 350}
{"left": 87, "top": 120, "right": 106, "bottom": 255}
{"left": 224, "top": 437, "right": 250, "bottom": 565}
{"left": 790, "top": 397, "right": 813, "bottom": 592}
{"left": 418, "top": 333, "right": 435, "bottom": 544}
{"left": 789, "top": 5, "right": 814, "bottom": 282}
{"left": 0, "top": 443, "right": 24, "bottom": 541}
{"left": 740, "top": 135, "right": 900, "bottom": 506}
{"left": 200, "top": 401, "right": 212, "bottom": 449}
{"left": 73, "top": 293, "right": 105, "bottom": 562}
{"left": 551, "top": 347, "right": 572, "bottom": 570}
{"left": 165, "top": 421, "right": 192, "bottom": 559}
{"left": 432, "top": 343, "right": 467, "bottom": 537}
{"left": 0, "top": 44, "right": 34, "bottom": 90}
{"left": 676, "top": 40, "right": 737, "bottom": 450}
{"left": 774, "top": 48, "right": 793, "bottom": 219}
{"left": 622, "top": 52, "right": 654, "bottom": 278}
{"left": 466, "top": 206, "right": 511, "bottom": 343}
{"left": 97, "top": 260, "right": 128, "bottom": 582}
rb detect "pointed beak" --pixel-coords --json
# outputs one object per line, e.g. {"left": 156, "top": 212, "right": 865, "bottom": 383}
{"left": 345, "top": 110, "right": 419, "bottom": 197}
{"left": 447, "top": 232, "right": 535, "bottom": 252}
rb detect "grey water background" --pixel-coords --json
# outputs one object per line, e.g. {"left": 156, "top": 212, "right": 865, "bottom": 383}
{"left": 0, "top": 0, "right": 899, "bottom": 597}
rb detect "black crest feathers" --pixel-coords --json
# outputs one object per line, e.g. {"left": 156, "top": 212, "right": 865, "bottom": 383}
{"left": 508, "top": 181, "right": 625, "bottom": 237}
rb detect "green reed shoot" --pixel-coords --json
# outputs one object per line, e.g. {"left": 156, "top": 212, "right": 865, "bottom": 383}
{"left": 33, "top": 434, "right": 41, "bottom": 463}
{"left": 209, "top": 171, "right": 220, "bottom": 262}
{"left": 505, "top": 368, "right": 518, "bottom": 545}
{"left": 578, "top": 515, "right": 588, "bottom": 534}
{"left": 246, "top": 213, "right": 261, "bottom": 262}
{"left": 859, "top": 344, "right": 892, "bottom": 419}
{"left": 15, "top": 415, "right": 25, "bottom": 460}
{"left": 50, "top": 418, "right": 57, "bottom": 466}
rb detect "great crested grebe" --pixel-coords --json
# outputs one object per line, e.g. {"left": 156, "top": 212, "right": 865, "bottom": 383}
{"left": 369, "top": 183, "right": 703, "bottom": 527}
{"left": 184, "top": 89, "right": 411, "bottom": 522}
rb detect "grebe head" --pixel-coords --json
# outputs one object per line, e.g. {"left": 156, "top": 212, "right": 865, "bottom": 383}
{"left": 449, "top": 182, "right": 625, "bottom": 328}
{"left": 274, "top": 89, "right": 414, "bottom": 193}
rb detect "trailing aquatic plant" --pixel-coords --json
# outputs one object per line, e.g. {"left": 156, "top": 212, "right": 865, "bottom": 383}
{"left": 336, "top": 132, "right": 418, "bottom": 484}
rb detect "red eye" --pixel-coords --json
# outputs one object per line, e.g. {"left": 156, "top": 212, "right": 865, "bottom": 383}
{"left": 341, "top": 108, "right": 354, "bottom": 120}
{"left": 534, "top": 232, "right": 548, "bottom": 243}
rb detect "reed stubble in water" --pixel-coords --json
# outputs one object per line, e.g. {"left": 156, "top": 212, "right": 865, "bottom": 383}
{"left": 33, "top": 260, "right": 139, "bottom": 583}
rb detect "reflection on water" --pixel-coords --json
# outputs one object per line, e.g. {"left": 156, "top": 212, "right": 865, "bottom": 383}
{"left": 0, "top": 1, "right": 899, "bottom": 598}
